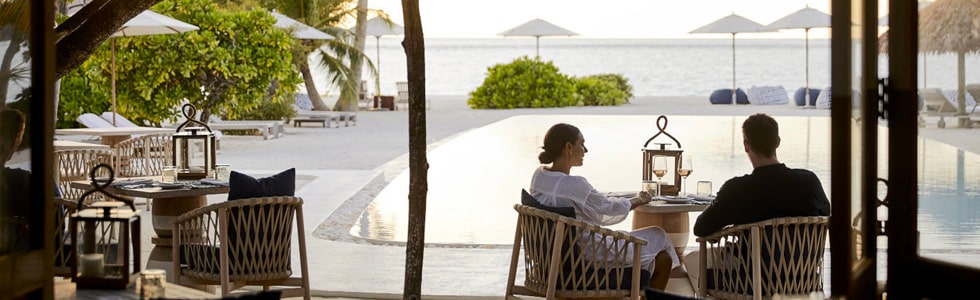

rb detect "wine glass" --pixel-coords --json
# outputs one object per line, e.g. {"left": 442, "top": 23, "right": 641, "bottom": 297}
{"left": 652, "top": 156, "right": 667, "bottom": 197}
{"left": 678, "top": 154, "right": 694, "bottom": 196}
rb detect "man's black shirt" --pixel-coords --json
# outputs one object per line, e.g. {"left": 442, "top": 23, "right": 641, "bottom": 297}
{"left": 693, "top": 163, "right": 830, "bottom": 236}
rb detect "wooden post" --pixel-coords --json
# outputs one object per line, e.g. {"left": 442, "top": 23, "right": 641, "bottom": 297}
{"left": 401, "top": 1, "right": 428, "bottom": 299}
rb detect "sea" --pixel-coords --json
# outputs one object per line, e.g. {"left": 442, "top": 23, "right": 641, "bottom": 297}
{"left": 311, "top": 38, "right": 980, "bottom": 98}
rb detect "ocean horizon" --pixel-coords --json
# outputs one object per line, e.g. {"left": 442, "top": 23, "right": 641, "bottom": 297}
{"left": 309, "top": 38, "right": 980, "bottom": 99}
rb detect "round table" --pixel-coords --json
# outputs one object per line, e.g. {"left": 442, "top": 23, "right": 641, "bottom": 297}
{"left": 632, "top": 201, "right": 709, "bottom": 258}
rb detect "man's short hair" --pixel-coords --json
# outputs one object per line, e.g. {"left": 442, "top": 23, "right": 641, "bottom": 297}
{"left": 742, "top": 113, "right": 779, "bottom": 158}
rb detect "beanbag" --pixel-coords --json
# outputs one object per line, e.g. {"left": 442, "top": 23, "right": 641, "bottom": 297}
{"left": 748, "top": 85, "right": 790, "bottom": 105}
{"left": 709, "top": 88, "right": 749, "bottom": 105}
{"left": 815, "top": 87, "right": 832, "bottom": 109}
{"left": 794, "top": 87, "right": 821, "bottom": 106}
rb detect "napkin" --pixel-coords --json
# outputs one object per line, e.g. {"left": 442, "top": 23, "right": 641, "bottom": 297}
{"left": 687, "top": 194, "right": 715, "bottom": 205}
{"left": 199, "top": 178, "right": 230, "bottom": 187}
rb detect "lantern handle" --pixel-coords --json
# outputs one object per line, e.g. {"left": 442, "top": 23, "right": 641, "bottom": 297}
{"left": 176, "top": 103, "right": 214, "bottom": 133}
{"left": 643, "top": 115, "right": 683, "bottom": 149}
{"left": 77, "top": 163, "right": 136, "bottom": 211}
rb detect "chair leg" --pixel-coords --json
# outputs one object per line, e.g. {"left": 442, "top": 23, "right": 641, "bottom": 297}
{"left": 506, "top": 217, "right": 523, "bottom": 297}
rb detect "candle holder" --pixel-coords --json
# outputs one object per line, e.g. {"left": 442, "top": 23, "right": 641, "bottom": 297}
{"left": 173, "top": 104, "right": 216, "bottom": 180}
{"left": 70, "top": 164, "right": 141, "bottom": 289}
{"left": 641, "top": 115, "right": 685, "bottom": 196}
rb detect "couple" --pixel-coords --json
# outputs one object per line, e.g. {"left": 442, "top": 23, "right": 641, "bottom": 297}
{"left": 527, "top": 113, "right": 830, "bottom": 291}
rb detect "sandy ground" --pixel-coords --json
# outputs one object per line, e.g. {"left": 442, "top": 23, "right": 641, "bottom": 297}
{"left": 120, "top": 95, "right": 978, "bottom": 299}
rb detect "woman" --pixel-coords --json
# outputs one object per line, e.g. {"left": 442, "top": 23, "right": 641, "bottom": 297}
{"left": 528, "top": 123, "right": 678, "bottom": 290}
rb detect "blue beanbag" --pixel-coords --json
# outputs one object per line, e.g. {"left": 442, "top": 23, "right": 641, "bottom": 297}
{"left": 794, "top": 87, "right": 821, "bottom": 106}
{"left": 709, "top": 88, "right": 749, "bottom": 104}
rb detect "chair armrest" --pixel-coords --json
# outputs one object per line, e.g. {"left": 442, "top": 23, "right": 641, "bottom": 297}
{"left": 695, "top": 216, "right": 828, "bottom": 243}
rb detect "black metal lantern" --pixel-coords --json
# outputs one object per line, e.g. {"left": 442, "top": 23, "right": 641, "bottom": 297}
{"left": 642, "top": 115, "right": 685, "bottom": 196}
{"left": 70, "top": 164, "right": 141, "bottom": 289}
{"left": 173, "top": 104, "right": 216, "bottom": 180}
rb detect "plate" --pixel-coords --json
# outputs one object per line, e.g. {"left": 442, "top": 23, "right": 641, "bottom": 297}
{"left": 155, "top": 182, "right": 185, "bottom": 190}
{"left": 658, "top": 196, "right": 692, "bottom": 204}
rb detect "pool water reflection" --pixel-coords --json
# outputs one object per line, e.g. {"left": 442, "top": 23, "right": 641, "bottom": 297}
{"left": 352, "top": 115, "right": 980, "bottom": 251}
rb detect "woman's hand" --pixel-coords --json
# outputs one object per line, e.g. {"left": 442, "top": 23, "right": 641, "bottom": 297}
{"left": 630, "top": 191, "right": 652, "bottom": 209}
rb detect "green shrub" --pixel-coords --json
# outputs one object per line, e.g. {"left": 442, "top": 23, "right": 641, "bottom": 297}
{"left": 586, "top": 73, "right": 633, "bottom": 102}
{"left": 468, "top": 56, "right": 577, "bottom": 109}
{"left": 224, "top": 96, "right": 296, "bottom": 121}
{"left": 575, "top": 74, "right": 631, "bottom": 106}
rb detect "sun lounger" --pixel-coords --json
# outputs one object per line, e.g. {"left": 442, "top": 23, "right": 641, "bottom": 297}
{"left": 919, "top": 88, "right": 959, "bottom": 128}
{"left": 77, "top": 113, "right": 116, "bottom": 128}
{"left": 207, "top": 119, "right": 285, "bottom": 140}
{"left": 104, "top": 111, "right": 222, "bottom": 149}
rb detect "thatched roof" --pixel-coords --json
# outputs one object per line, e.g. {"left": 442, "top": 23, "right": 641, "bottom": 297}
{"left": 878, "top": 0, "right": 980, "bottom": 54}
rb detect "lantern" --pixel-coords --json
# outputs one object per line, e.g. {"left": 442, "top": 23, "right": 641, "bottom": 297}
{"left": 173, "top": 104, "right": 216, "bottom": 180}
{"left": 642, "top": 115, "right": 684, "bottom": 196}
{"left": 71, "top": 165, "right": 141, "bottom": 289}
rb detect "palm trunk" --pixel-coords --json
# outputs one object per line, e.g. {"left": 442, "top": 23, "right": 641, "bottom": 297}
{"left": 956, "top": 51, "right": 967, "bottom": 128}
{"left": 333, "top": 0, "right": 369, "bottom": 111}
{"left": 401, "top": 0, "right": 427, "bottom": 298}
{"left": 301, "top": 61, "right": 330, "bottom": 111}
{"left": 0, "top": 32, "right": 24, "bottom": 108}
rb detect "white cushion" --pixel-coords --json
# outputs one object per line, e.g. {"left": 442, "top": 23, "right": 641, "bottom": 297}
{"left": 100, "top": 112, "right": 141, "bottom": 127}
{"left": 816, "top": 87, "right": 832, "bottom": 109}
{"left": 76, "top": 113, "right": 115, "bottom": 128}
{"left": 294, "top": 94, "right": 314, "bottom": 111}
{"left": 942, "top": 89, "right": 976, "bottom": 107}
{"left": 747, "top": 85, "right": 789, "bottom": 105}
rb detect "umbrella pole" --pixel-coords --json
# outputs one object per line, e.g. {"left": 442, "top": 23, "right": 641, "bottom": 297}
{"left": 804, "top": 28, "right": 810, "bottom": 107}
{"left": 376, "top": 36, "right": 382, "bottom": 96}
{"left": 536, "top": 36, "right": 540, "bottom": 57}
{"left": 111, "top": 37, "right": 117, "bottom": 125}
{"left": 731, "top": 33, "right": 736, "bottom": 105}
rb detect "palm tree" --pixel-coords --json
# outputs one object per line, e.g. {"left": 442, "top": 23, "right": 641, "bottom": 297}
{"left": 222, "top": 0, "right": 376, "bottom": 111}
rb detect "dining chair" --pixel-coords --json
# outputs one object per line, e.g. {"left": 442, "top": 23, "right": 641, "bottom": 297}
{"left": 114, "top": 133, "right": 173, "bottom": 178}
{"left": 53, "top": 149, "right": 115, "bottom": 277}
{"left": 172, "top": 196, "right": 310, "bottom": 300}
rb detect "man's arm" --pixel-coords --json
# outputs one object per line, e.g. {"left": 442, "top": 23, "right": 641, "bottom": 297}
{"left": 693, "top": 180, "right": 739, "bottom": 236}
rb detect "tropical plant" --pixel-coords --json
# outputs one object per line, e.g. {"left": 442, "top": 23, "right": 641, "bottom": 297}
{"left": 57, "top": 0, "right": 302, "bottom": 126}
{"left": 468, "top": 56, "right": 578, "bottom": 109}
{"left": 219, "top": 0, "right": 377, "bottom": 112}
{"left": 574, "top": 74, "right": 632, "bottom": 106}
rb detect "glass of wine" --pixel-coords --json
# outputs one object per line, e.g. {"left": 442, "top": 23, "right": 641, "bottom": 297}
{"left": 678, "top": 154, "right": 694, "bottom": 196}
{"left": 652, "top": 155, "right": 668, "bottom": 197}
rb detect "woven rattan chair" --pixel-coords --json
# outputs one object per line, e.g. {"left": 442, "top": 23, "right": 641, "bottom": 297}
{"left": 172, "top": 196, "right": 310, "bottom": 300}
{"left": 696, "top": 216, "right": 829, "bottom": 300}
{"left": 506, "top": 204, "right": 648, "bottom": 300}
{"left": 53, "top": 149, "right": 114, "bottom": 276}
{"left": 114, "top": 133, "right": 172, "bottom": 177}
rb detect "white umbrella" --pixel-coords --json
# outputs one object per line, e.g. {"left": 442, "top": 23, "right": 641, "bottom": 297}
{"left": 499, "top": 18, "right": 578, "bottom": 56}
{"left": 108, "top": 10, "right": 198, "bottom": 125}
{"left": 765, "top": 6, "right": 832, "bottom": 107}
{"left": 363, "top": 16, "right": 404, "bottom": 95}
{"left": 690, "top": 13, "right": 769, "bottom": 104}
{"left": 271, "top": 12, "right": 333, "bottom": 40}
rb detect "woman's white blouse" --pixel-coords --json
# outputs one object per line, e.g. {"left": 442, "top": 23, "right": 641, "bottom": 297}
{"left": 529, "top": 166, "right": 633, "bottom": 225}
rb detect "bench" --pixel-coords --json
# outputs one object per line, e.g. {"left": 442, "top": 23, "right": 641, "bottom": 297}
{"left": 292, "top": 117, "right": 328, "bottom": 127}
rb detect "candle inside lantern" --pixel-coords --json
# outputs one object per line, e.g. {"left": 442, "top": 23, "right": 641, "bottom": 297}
{"left": 79, "top": 253, "right": 105, "bottom": 278}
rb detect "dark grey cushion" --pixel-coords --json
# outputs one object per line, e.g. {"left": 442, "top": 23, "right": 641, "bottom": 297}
{"left": 228, "top": 168, "right": 295, "bottom": 200}
{"left": 794, "top": 87, "right": 821, "bottom": 106}
{"left": 521, "top": 189, "right": 575, "bottom": 218}
{"left": 709, "top": 88, "right": 749, "bottom": 104}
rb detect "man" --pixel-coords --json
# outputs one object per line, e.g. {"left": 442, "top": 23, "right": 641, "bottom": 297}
{"left": 684, "top": 113, "right": 830, "bottom": 293}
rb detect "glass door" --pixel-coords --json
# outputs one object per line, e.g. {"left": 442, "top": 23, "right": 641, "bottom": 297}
{"left": 830, "top": 0, "right": 881, "bottom": 298}
{"left": 883, "top": 0, "right": 980, "bottom": 298}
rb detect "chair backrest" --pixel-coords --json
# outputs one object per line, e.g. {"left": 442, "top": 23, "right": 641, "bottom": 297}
{"left": 699, "top": 216, "right": 829, "bottom": 300}
{"left": 100, "top": 112, "right": 142, "bottom": 128}
{"left": 175, "top": 196, "right": 304, "bottom": 282}
{"left": 114, "top": 133, "right": 173, "bottom": 177}
{"left": 54, "top": 149, "right": 115, "bottom": 202}
{"left": 919, "top": 88, "right": 957, "bottom": 113}
{"left": 76, "top": 113, "right": 116, "bottom": 128}
{"left": 396, "top": 81, "right": 409, "bottom": 103}
{"left": 512, "top": 204, "right": 647, "bottom": 298}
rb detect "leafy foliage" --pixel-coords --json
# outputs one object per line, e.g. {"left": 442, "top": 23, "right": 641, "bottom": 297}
{"left": 57, "top": 0, "right": 302, "bottom": 127}
{"left": 574, "top": 74, "right": 632, "bottom": 106}
{"left": 467, "top": 56, "right": 577, "bottom": 109}
{"left": 467, "top": 57, "right": 634, "bottom": 109}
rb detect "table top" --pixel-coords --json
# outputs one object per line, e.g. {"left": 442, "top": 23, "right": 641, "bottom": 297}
{"left": 55, "top": 277, "right": 216, "bottom": 299}
{"left": 634, "top": 200, "right": 709, "bottom": 214}
{"left": 55, "top": 127, "right": 174, "bottom": 136}
{"left": 53, "top": 140, "right": 110, "bottom": 150}
{"left": 70, "top": 178, "right": 229, "bottom": 199}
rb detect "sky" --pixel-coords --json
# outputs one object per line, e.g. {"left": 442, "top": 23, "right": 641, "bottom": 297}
{"left": 365, "top": 0, "right": 839, "bottom": 39}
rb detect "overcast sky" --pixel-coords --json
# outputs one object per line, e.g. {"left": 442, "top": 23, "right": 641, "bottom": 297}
{"left": 366, "top": 0, "right": 848, "bottom": 39}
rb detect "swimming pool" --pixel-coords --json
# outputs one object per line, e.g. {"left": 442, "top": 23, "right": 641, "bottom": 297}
{"left": 351, "top": 115, "right": 980, "bottom": 250}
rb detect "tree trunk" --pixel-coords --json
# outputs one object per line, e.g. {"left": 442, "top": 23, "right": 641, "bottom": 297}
{"left": 333, "top": 0, "right": 369, "bottom": 111}
{"left": 401, "top": 0, "right": 427, "bottom": 299}
{"left": 55, "top": 0, "right": 162, "bottom": 79}
{"left": 301, "top": 61, "right": 331, "bottom": 111}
